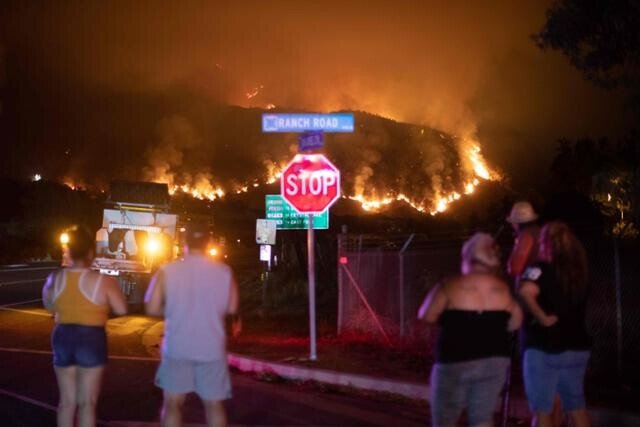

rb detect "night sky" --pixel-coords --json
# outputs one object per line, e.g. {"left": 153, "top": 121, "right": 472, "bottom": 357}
{"left": 0, "top": 1, "right": 634, "bottom": 192}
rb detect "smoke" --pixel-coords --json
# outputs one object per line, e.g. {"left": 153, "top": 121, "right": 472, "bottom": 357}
{"left": 1, "top": 0, "right": 632, "bottom": 192}
{"left": 143, "top": 115, "right": 204, "bottom": 188}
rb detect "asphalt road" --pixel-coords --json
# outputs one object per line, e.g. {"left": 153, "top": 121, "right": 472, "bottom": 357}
{"left": 0, "top": 264, "right": 429, "bottom": 426}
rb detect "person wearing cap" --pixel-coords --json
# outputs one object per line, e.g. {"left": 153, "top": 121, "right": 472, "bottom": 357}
{"left": 506, "top": 201, "right": 541, "bottom": 280}
{"left": 418, "top": 232, "right": 522, "bottom": 427}
{"left": 145, "top": 222, "right": 241, "bottom": 427}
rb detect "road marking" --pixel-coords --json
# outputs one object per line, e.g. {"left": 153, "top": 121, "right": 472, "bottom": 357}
{"left": 0, "top": 346, "right": 160, "bottom": 361}
{"left": 0, "top": 307, "right": 52, "bottom": 317}
{"left": 0, "top": 387, "right": 109, "bottom": 426}
{"left": 0, "top": 278, "right": 48, "bottom": 286}
{"left": 0, "top": 298, "right": 43, "bottom": 308}
{"left": 2, "top": 264, "right": 29, "bottom": 268}
{"left": 0, "top": 266, "right": 57, "bottom": 272}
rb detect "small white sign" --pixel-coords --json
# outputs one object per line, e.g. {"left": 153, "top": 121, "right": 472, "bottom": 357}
{"left": 256, "top": 219, "right": 277, "bottom": 245}
{"left": 259, "top": 244, "right": 271, "bottom": 262}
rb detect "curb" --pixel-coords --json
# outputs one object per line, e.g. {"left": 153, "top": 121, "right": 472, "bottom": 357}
{"left": 227, "top": 353, "right": 640, "bottom": 427}
{"left": 227, "top": 353, "right": 430, "bottom": 401}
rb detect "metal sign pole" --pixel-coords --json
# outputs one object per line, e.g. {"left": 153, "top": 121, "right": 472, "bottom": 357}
{"left": 307, "top": 213, "right": 317, "bottom": 361}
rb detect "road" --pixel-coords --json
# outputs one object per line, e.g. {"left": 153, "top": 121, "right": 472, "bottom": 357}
{"left": 0, "top": 264, "right": 429, "bottom": 426}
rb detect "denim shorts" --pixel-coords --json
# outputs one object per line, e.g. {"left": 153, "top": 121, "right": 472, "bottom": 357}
{"left": 52, "top": 324, "right": 107, "bottom": 368}
{"left": 155, "top": 357, "right": 232, "bottom": 401}
{"left": 430, "top": 357, "right": 509, "bottom": 426}
{"left": 523, "top": 348, "right": 590, "bottom": 413}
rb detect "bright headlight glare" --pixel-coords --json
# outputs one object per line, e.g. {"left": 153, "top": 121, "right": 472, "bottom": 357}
{"left": 146, "top": 236, "right": 161, "bottom": 254}
{"left": 208, "top": 247, "right": 219, "bottom": 257}
{"left": 60, "top": 232, "right": 70, "bottom": 245}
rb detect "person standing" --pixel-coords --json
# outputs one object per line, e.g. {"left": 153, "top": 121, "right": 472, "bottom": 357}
{"left": 518, "top": 222, "right": 591, "bottom": 427}
{"left": 418, "top": 233, "right": 522, "bottom": 427}
{"left": 145, "top": 223, "right": 240, "bottom": 427}
{"left": 506, "top": 201, "right": 541, "bottom": 280}
{"left": 43, "top": 227, "right": 127, "bottom": 427}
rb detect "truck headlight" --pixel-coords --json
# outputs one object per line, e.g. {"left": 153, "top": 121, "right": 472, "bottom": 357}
{"left": 60, "top": 232, "right": 70, "bottom": 245}
{"left": 145, "top": 236, "right": 161, "bottom": 255}
{"left": 208, "top": 247, "right": 219, "bottom": 257}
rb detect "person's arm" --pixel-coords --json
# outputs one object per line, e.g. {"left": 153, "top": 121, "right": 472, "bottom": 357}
{"left": 227, "top": 274, "right": 242, "bottom": 337}
{"left": 42, "top": 272, "right": 56, "bottom": 312}
{"left": 518, "top": 281, "right": 558, "bottom": 327}
{"left": 105, "top": 276, "right": 127, "bottom": 316}
{"left": 417, "top": 283, "right": 448, "bottom": 323}
{"left": 145, "top": 269, "right": 166, "bottom": 317}
{"left": 506, "top": 299, "right": 523, "bottom": 331}
{"left": 508, "top": 232, "right": 535, "bottom": 278}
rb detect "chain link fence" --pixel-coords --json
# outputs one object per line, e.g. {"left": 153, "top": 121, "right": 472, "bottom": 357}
{"left": 336, "top": 231, "right": 640, "bottom": 387}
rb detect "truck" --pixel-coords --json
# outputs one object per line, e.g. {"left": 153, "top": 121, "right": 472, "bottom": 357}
{"left": 91, "top": 180, "right": 179, "bottom": 305}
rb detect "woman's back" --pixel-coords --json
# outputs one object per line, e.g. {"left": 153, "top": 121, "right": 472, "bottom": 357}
{"left": 51, "top": 268, "right": 110, "bottom": 326}
{"left": 445, "top": 272, "right": 513, "bottom": 311}
{"left": 436, "top": 274, "right": 514, "bottom": 363}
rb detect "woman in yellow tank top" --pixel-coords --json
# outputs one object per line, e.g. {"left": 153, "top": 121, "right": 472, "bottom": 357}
{"left": 43, "top": 227, "right": 127, "bottom": 427}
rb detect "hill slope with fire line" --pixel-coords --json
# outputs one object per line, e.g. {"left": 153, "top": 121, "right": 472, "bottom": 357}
{"left": 55, "top": 106, "right": 499, "bottom": 216}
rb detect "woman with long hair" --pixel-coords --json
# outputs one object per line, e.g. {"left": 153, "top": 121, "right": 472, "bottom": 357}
{"left": 518, "top": 221, "right": 591, "bottom": 427}
{"left": 43, "top": 227, "right": 127, "bottom": 427}
{"left": 419, "top": 232, "right": 522, "bottom": 427}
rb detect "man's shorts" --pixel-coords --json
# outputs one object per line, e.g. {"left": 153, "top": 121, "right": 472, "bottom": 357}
{"left": 52, "top": 324, "right": 107, "bottom": 368}
{"left": 523, "top": 348, "right": 590, "bottom": 413}
{"left": 155, "top": 357, "right": 232, "bottom": 401}
{"left": 430, "top": 356, "right": 509, "bottom": 426}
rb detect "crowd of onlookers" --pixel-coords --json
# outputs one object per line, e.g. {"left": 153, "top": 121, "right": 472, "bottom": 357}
{"left": 41, "top": 200, "right": 592, "bottom": 427}
{"left": 419, "top": 201, "right": 591, "bottom": 427}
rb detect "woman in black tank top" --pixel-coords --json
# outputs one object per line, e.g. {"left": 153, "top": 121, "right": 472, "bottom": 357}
{"left": 418, "top": 232, "right": 522, "bottom": 427}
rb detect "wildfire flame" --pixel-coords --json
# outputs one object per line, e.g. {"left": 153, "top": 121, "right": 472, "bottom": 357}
{"left": 347, "top": 138, "right": 498, "bottom": 215}
{"left": 61, "top": 132, "right": 498, "bottom": 216}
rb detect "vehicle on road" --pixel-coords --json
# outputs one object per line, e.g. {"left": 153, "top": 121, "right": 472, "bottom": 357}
{"left": 90, "top": 180, "right": 179, "bottom": 304}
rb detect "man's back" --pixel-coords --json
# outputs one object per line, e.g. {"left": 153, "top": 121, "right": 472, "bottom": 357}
{"left": 161, "top": 254, "right": 232, "bottom": 361}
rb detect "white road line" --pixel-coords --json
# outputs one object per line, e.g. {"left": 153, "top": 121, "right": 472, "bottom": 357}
{"left": 0, "top": 298, "right": 43, "bottom": 308}
{"left": 0, "top": 387, "right": 57, "bottom": 411}
{"left": 0, "top": 278, "right": 47, "bottom": 286}
{"left": 0, "top": 387, "right": 109, "bottom": 426}
{"left": 0, "top": 346, "right": 160, "bottom": 361}
{"left": 0, "top": 266, "right": 57, "bottom": 272}
{"left": 0, "top": 307, "right": 52, "bottom": 317}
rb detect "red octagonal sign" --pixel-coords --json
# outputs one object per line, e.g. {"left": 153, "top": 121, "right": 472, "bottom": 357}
{"left": 281, "top": 154, "right": 341, "bottom": 214}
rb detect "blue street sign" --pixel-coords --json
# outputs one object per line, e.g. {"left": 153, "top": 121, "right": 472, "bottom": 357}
{"left": 262, "top": 113, "right": 354, "bottom": 133}
{"left": 298, "top": 131, "right": 324, "bottom": 151}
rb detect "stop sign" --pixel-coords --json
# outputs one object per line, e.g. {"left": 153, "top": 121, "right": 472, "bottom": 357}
{"left": 281, "top": 154, "right": 341, "bottom": 214}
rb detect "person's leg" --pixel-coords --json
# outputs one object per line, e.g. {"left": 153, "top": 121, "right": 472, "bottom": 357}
{"left": 161, "top": 392, "right": 186, "bottom": 427}
{"left": 76, "top": 366, "right": 104, "bottom": 427}
{"left": 531, "top": 412, "right": 554, "bottom": 427}
{"left": 430, "top": 362, "right": 467, "bottom": 427}
{"left": 557, "top": 351, "right": 591, "bottom": 427}
{"left": 202, "top": 399, "right": 227, "bottom": 427}
{"left": 523, "top": 350, "right": 558, "bottom": 427}
{"left": 467, "top": 357, "right": 510, "bottom": 427}
{"left": 54, "top": 366, "right": 77, "bottom": 427}
{"left": 194, "top": 360, "right": 232, "bottom": 427}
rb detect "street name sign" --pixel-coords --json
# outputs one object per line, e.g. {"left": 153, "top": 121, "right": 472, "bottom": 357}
{"left": 265, "top": 195, "right": 328, "bottom": 230}
{"left": 298, "top": 131, "right": 324, "bottom": 151}
{"left": 262, "top": 113, "right": 354, "bottom": 133}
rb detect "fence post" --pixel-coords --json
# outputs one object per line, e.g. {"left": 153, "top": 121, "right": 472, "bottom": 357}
{"left": 614, "top": 237, "right": 623, "bottom": 378}
{"left": 398, "top": 234, "right": 415, "bottom": 337}
{"left": 337, "top": 226, "right": 347, "bottom": 335}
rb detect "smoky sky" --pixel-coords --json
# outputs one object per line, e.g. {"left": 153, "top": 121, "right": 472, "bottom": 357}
{"left": 0, "top": 0, "right": 634, "bottom": 190}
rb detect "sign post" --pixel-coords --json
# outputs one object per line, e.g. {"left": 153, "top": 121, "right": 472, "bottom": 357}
{"left": 307, "top": 213, "right": 316, "bottom": 360}
{"left": 280, "top": 153, "right": 340, "bottom": 361}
